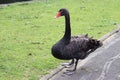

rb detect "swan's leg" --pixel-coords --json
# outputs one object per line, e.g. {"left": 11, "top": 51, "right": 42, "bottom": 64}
{"left": 66, "top": 59, "right": 79, "bottom": 71}
{"left": 63, "top": 59, "right": 79, "bottom": 75}
{"left": 61, "top": 59, "right": 74, "bottom": 68}
{"left": 69, "top": 59, "right": 74, "bottom": 65}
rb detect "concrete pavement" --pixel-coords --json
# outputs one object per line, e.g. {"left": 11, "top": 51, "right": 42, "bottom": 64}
{"left": 41, "top": 27, "right": 120, "bottom": 80}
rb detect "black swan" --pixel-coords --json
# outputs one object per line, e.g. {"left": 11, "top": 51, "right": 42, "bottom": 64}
{"left": 51, "top": 8, "right": 102, "bottom": 74}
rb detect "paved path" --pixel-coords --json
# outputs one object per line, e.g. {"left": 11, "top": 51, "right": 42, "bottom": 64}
{"left": 48, "top": 29, "right": 120, "bottom": 80}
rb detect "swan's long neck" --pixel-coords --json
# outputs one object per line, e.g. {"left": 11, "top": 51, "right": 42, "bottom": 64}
{"left": 63, "top": 14, "right": 71, "bottom": 40}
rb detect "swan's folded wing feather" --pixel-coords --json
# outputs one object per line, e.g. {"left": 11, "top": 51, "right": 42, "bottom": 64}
{"left": 64, "top": 37, "right": 90, "bottom": 54}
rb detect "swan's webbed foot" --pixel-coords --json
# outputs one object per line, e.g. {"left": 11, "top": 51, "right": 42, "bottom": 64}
{"left": 63, "top": 69, "right": 76, "bottom": 75}
{"left": 61, "top": 62, "right": 74, "bottom": 68}
{"left": 63, "top": 59, "right": 79, "bottom": 76}
{"left": 61, "top": 59, "right": 74, "bottom": 68}
{"left": 61, "top": 63, "right": 72, "bottom": 68}
{"left": 66, "top": 69, "right": 76, "bottom": 72}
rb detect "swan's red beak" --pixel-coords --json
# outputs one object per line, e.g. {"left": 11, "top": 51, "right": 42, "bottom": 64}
{"left": 54, "top": 12, "right": 61, "bottom": 19}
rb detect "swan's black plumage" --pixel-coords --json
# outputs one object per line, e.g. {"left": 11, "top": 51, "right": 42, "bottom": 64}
{"left": 51, "top": 8, "right": 102, "bottom": 72}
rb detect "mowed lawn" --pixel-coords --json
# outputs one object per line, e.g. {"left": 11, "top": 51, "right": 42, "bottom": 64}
{"left": 0, "top": 0, "right": 120, "bottom": 80}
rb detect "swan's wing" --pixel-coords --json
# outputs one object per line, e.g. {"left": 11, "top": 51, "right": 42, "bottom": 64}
{"left": 61, "top": 37, "right": 90, "bottom": 59}
{"left": 60, "top": 35, "right": 102, "bottom": 59}
{"left": 63, "top": 37, "right": 90, "bottom": 54}
{"left": 64, "top": 36, "right": 102, "bottom": 57}
{"left": 70, "top": 37, "right": 90, "bottom": 50}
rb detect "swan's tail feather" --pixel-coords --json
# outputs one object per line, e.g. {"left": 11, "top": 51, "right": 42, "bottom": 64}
{"left": 88, "top": 38, "right": 103, "bottom": 52}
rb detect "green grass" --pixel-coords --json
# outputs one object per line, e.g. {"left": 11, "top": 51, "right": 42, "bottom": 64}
{"left": 0, "top": 0, "right": 120, "bottom": 80}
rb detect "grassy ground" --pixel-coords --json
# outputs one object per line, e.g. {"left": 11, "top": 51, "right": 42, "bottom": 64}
{"left": 0, "top": 0, "right": 120, "bottom": 80}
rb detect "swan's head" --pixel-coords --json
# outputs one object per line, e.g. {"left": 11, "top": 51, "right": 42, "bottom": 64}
{"left": 55, "top": 8, "right": 69, "bottom": 18}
